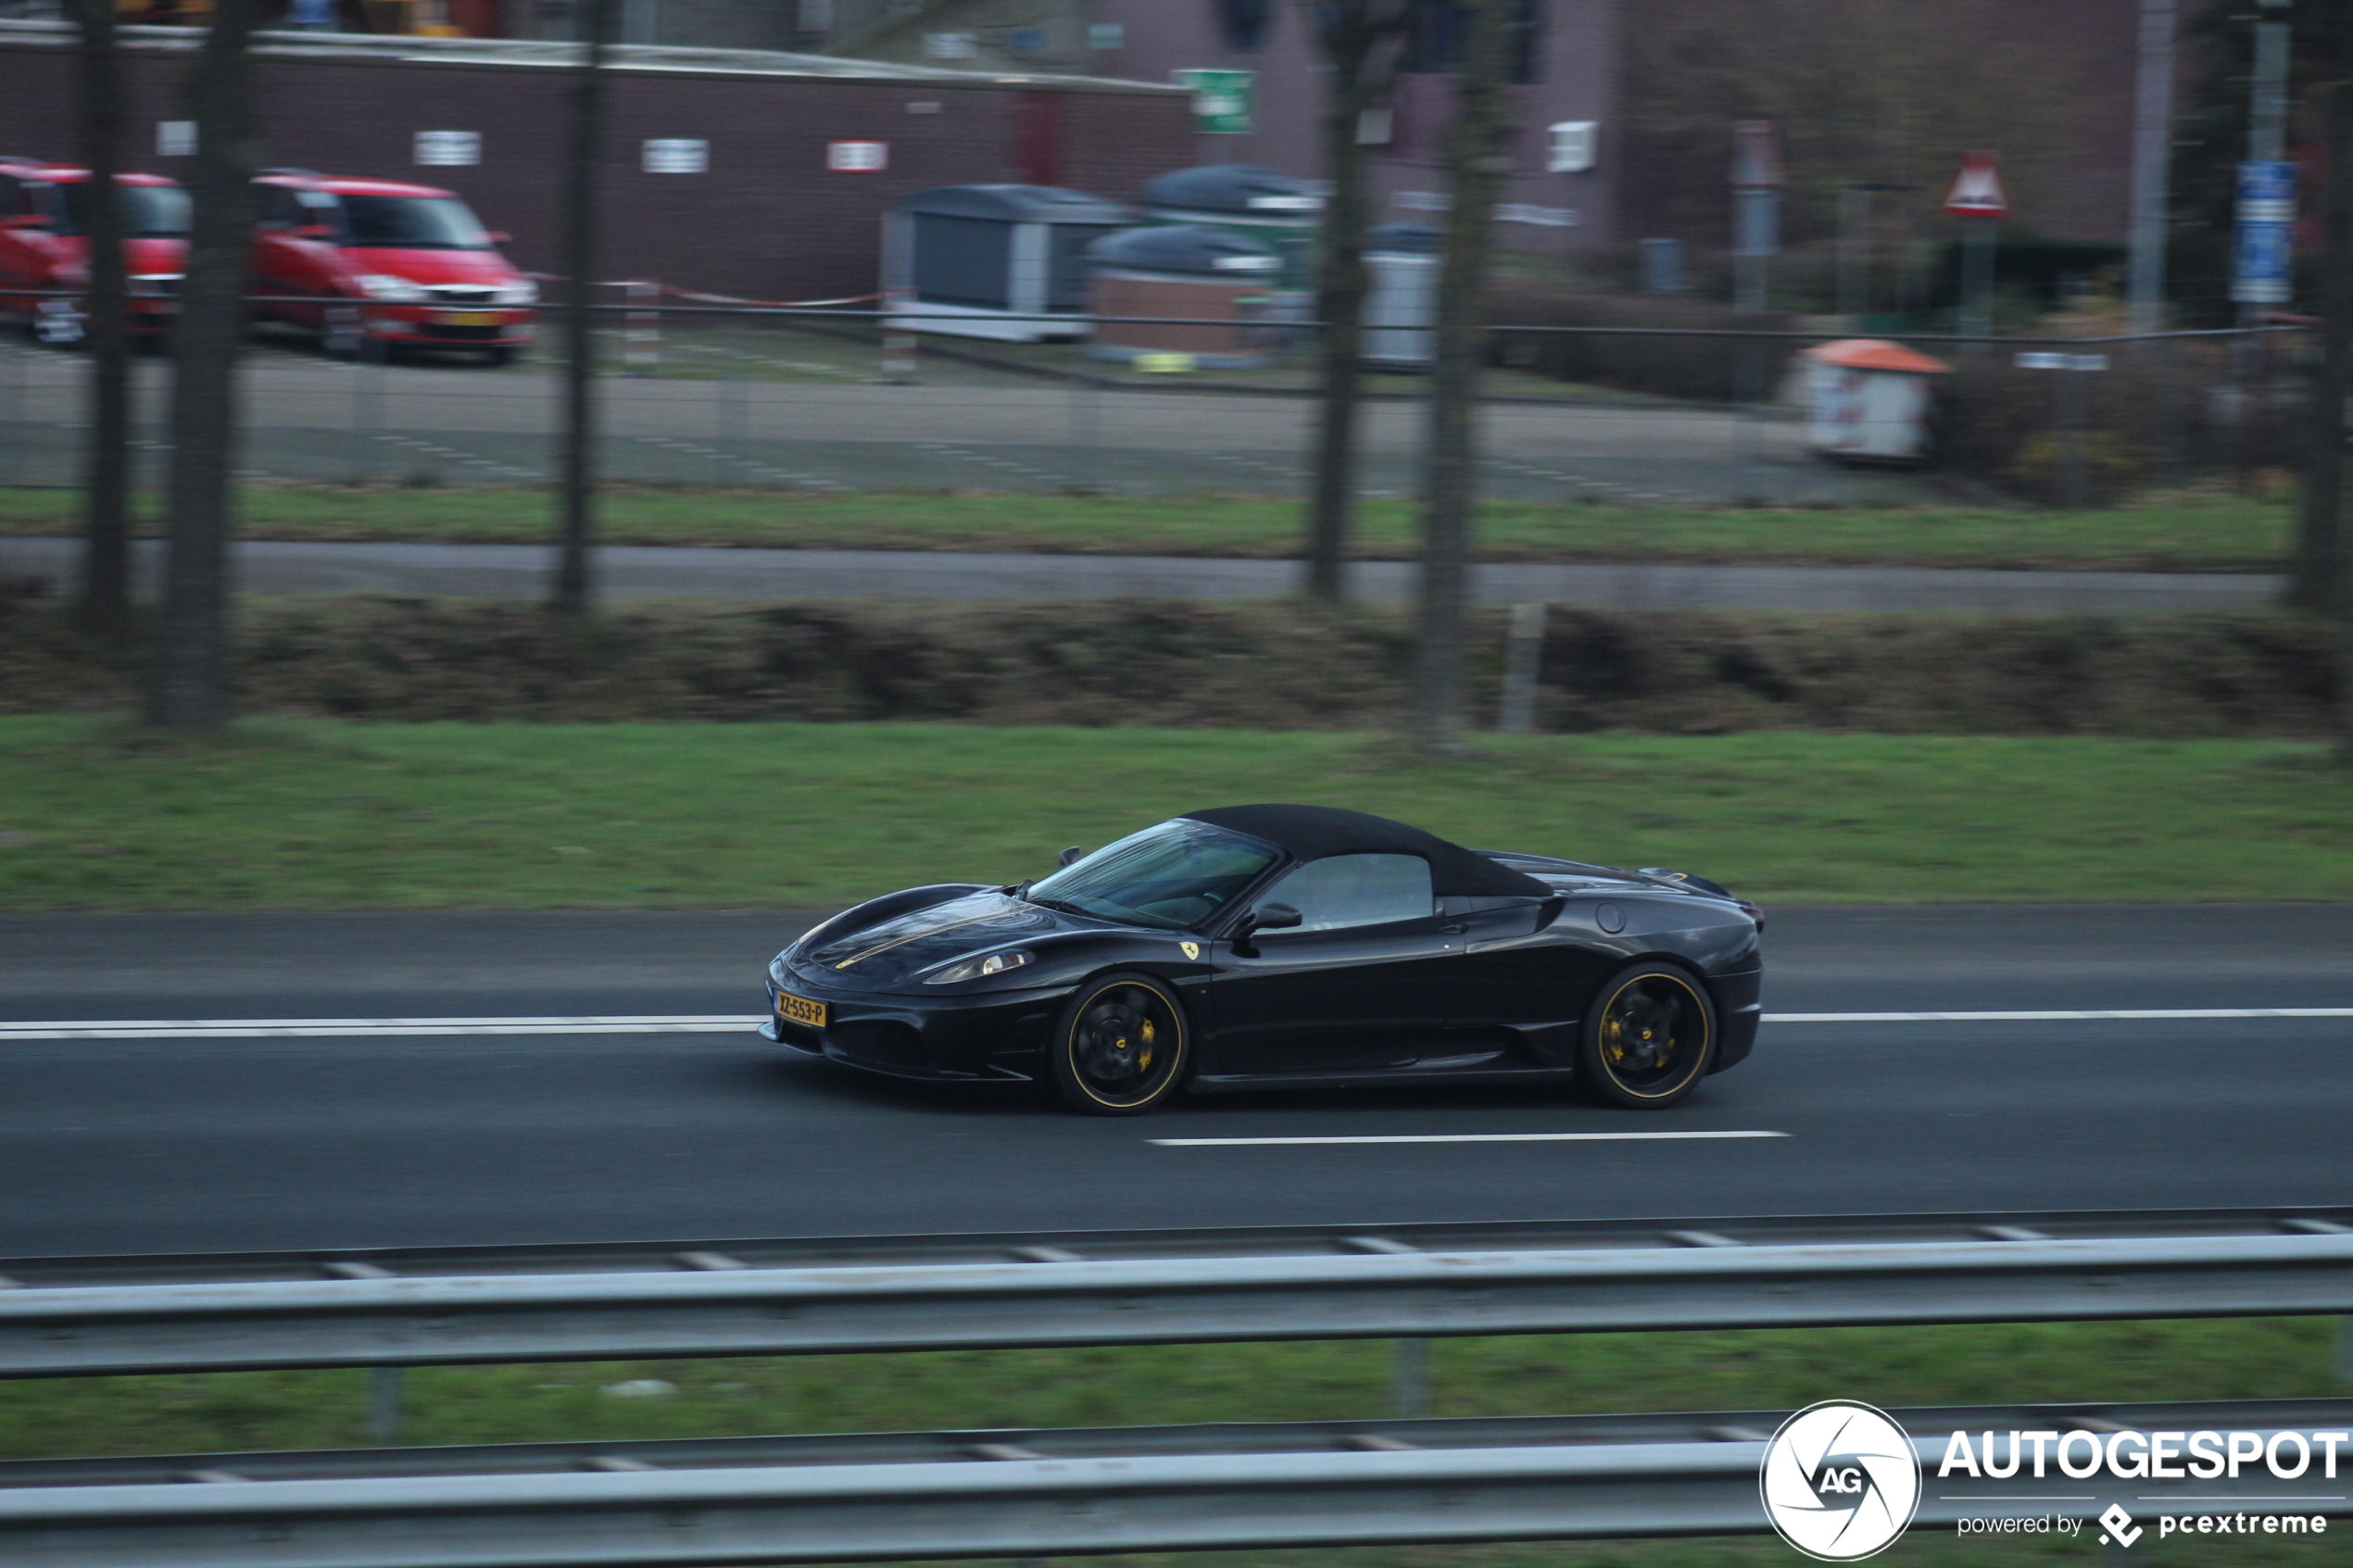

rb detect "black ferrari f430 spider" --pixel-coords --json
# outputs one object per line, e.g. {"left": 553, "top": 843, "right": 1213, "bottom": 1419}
{"left": 761, "top": 805, "right": 1763, "bottom": 1114}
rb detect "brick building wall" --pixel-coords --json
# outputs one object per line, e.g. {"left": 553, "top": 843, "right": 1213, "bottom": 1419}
{"left": 0, "top": 27, "right": 1193, "bottom": 300}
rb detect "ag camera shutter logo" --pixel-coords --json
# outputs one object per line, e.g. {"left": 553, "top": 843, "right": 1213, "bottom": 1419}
{"left": 1760, "top": 1400, "right": 1922, "bottom": 1561}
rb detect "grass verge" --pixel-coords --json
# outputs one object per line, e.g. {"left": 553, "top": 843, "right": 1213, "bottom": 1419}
{"left": 1, "top": 718, "right": 2347, "bottom": 909}
{"left": 2, "top": 1320, "right": 2341, "bottom": 1565}
{"left": 0, "top": 485, "right": 2293, "bottom": 571}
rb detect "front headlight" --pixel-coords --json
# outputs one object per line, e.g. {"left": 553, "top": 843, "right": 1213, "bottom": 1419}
{"left": 922, "top": 949, "right": 1034, "bottom": 985}
{"left": 493, "top": 280, "right": 539, "bottom": 306}
{"left": 353, "top": 273, "right": 428, "bottom": 302}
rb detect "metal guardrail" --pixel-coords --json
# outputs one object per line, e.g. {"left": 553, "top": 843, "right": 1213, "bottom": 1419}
{"left": 4, "top": 1400, "right": 2349, "bottom": 1567}
{"left": 5, "top": 1208, "right": 2350, "bottom": 1377}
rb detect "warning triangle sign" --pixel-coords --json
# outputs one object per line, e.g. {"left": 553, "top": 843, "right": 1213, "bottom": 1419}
{"left": 1944, "top": 152, "right": 2010, "bottom": 218}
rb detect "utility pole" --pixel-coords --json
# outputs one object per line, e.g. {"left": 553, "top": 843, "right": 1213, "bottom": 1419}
{"left": 553, "top": 0, "right": 618, "bottom": 617}
{"left": 2126, "top": 0, "right": 2177, "bottom": 333}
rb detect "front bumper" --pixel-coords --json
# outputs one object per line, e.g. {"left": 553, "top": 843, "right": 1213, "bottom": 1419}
{"left": 361, "top": 305, "right": 535, "bottom": 346}
{"left": 761, "top": 970, "right": 1073, "bottom": 1081}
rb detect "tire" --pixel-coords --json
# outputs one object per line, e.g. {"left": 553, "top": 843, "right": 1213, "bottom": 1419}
{"left": 1048, "top": 972, "right": 1189, "bottom": 1115}
{"left": 1577, "top": 961, "right": 1717, "bottom": 1109}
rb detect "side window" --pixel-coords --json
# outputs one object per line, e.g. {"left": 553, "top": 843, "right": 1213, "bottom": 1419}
{"left": 1260, "top": 854, "right": 1435, "bottom": 934}
{"left": 0, "top": 176, "right": 23, "bottom": 219}
{"left": 258, "top": 187, "right": 306, "bottom": 229}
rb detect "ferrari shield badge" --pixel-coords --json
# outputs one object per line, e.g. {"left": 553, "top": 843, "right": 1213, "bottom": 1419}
{"left": 1180, "top": 942, "right": 1201, "bottom": 960}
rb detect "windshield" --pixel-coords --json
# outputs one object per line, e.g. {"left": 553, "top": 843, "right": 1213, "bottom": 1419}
{"left": 339, "top": 194, "right": 494, "bottom": 250}
{"left": 57, "top": 182, "right": 191, "bottom": 238}
{"left": 1027, "top": 819, "right": 1277, "bottom": 931}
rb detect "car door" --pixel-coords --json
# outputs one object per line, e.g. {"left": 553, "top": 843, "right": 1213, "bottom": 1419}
{"left": 250, "top": 186, "right": 327, "bottom": 327}
{"left": 1204, "top": 853, "right": 1460, "bottom": 1074}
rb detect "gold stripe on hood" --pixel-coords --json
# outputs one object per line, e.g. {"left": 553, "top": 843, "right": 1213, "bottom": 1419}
{"left": 832, "top": 903, "right": 1020, "bottom": 971}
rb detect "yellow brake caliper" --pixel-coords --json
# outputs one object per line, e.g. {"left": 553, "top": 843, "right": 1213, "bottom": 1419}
{"left": 1136, "top": 1018, "right": 1156, "bottom": 1073}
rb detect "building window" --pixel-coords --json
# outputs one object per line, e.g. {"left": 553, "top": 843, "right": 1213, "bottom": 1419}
{"left": 1214, "top": 0, "right": 1271, "bottom": 52}
{"left": 1398, "top": 0, "right": 1541, "bottom": 83}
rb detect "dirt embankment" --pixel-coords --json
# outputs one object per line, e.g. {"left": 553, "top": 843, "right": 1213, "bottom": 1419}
{"left": 1, "top": 588, "right": 2337, "bottom": 736}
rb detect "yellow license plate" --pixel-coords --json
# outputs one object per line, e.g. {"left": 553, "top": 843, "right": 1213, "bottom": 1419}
{"left": 775, "top": 991, "right": 826, "bottom": 1029}
{"left": 437, "top": 311, "right": 499, "bottom": 327}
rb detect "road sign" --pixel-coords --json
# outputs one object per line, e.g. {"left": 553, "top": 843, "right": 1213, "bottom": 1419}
{"left": 1175, "top": 69, "right": 1254, "bottom": 134}
{"left": 1943, "top": 151, "right": 2011, "bottom": 219}
{"left": 2232, "top": 158, "right": 2297, "bottom": 305}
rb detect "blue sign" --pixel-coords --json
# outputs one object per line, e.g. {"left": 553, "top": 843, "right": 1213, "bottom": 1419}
{"left": 2233, "top": 159, "right": 2297, "bottom": 305}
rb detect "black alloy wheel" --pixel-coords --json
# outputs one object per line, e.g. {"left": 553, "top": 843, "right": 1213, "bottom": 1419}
{"left": 1577, "top": 961, "right": 1717, "bottom": 1109}
{"left": 1050, "top": 973, "right": 1189, "bottom": 1115}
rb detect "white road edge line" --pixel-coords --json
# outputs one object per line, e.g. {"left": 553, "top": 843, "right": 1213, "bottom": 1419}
{"left": 1149, "top": 1132, "right": 1792, "bottom": 1148}
{"left": 2, "top": 1008, "right": 2350, "bottom": 1041}
{"left": 1766, "top": 1009, "right": 2353, "bottom": 1022}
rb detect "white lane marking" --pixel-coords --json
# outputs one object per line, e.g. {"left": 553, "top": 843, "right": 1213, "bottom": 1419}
{"left": 1149, "top": 1131, "right": 1790, "bottom": 1148}
{"left": 0, "top": 1016, "right": 759, "bottom": 1040}
{"left": 1767, "top": 1009, "right": 2353, "bottom": 1022}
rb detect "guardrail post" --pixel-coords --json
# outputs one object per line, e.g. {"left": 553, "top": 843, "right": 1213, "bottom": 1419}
{"left": 364, "top": 1365, "right": 404, "bottom": 1444}
{"left": 1392, "top": 1336, "right": 1428, "bottom": 1418}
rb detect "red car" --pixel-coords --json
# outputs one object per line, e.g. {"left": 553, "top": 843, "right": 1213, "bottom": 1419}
{"left": 0, "top": 157, "right": 188, "bottom": 345}
{"left": 250, "top": 170, "right": 535, "bottom": 364}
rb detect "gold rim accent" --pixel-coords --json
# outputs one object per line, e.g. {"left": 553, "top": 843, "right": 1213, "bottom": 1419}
{"left": 1598, "top": 972, "right": 1711, "bottom": 1100}
{"left": 1067, "top": 980, "right": 1184, "bottom": 1109}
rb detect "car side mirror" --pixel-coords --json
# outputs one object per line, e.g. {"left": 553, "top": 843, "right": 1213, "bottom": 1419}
{"left": 1058, "top": 846, "right": 1085, "bottom": 868}
{"left": 1242, "top": 902, "right": 1302, "bottom": 935}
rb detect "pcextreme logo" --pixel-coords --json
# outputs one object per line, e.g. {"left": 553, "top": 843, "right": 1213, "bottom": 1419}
{"left": 1759, "top": 1400, "right": 1922, "bottom": 1561}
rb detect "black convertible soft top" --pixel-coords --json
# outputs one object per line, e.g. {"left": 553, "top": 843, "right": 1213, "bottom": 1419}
{"left": 1180, "top": 804, "right": 1551, "bottom": 898}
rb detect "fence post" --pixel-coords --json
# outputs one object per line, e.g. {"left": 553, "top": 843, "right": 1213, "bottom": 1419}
{"left": 1497, "top": 600, "right": 1547, "bottom": 734}
{"left": 2059, "top": 359, "right": 2089, "bottom": 509}
{"left": 351, "top": 326, "right": 385, "bottom": 484}
{"left": 624, "top": 280, "right": 660, "bottom": 378}
{"left": 721, "top": 307, "right": 749, "bottom": 484}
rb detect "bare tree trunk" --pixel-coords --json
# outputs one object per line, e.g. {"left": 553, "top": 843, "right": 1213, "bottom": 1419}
{"left": 1304, "top": 0, "right": 1404, "bottom": 605}
{"left": 553, "top": 0, "right": 618, "bottom": 617}
{"left": 2296, "top": 23, "right": 2353, "bottom": 616}
{"left": 146, "top": 0, "right": 260, "bottom": 731}
{"left": 74, "top": 0, "right": 133, "bottom": 641}
{"left": 1416, "top": 0, "right": 1516, "bottom": 755}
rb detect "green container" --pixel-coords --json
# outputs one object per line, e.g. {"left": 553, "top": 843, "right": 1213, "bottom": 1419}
{"left": 1140, "top": 164, "right": 1323, "bottom": 296}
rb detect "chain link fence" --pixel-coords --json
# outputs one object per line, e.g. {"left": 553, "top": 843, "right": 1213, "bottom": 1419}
{"left": 0, "top": 299, "right": 2310, "bottom": 510}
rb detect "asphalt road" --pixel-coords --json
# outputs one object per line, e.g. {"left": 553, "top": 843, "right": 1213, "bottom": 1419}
{"left": 0, "top": 536, "right": 2277, "bottom": 612}
{"left": 0, "top": 338, "right": 1931, "bottom": 505}
{"left": 4, "top": 905, "right": 2348, "bottom": 1259}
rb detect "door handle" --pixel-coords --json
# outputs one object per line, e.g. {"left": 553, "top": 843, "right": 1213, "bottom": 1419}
{"left": 1440, "top": 922, "right": 1468, "bottom": 935}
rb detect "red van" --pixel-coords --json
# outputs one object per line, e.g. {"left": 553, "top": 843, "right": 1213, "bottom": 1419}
{"left": 0, "top": 157, "right": 188, "bottom": 344}
{"left": 250, "top": 170, "right": 535, "bottom": 364}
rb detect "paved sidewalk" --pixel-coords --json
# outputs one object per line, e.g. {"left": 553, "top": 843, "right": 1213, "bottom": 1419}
{"left": 0, "top": 536, "right": 2280, "bottom": 613}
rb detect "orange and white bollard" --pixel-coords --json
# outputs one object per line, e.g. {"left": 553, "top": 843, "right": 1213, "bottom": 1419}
{"left": 624, "top": 279, "right": 661, "bottom": 377}
{"left": 881, "top": 286, "right": 916, "bottom": 382}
